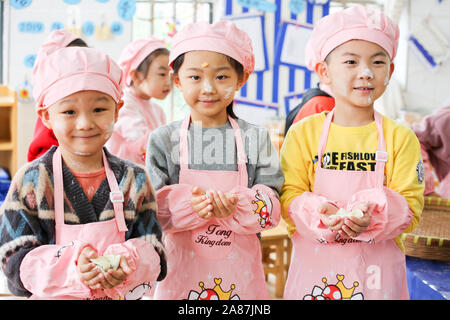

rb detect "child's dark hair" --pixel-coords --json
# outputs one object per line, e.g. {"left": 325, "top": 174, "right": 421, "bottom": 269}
{"left": 172, "top": 53, "right": 244, "bottom": 119}
{"left": 131, "top": 48, "right": 170, "bottom": 86}
{"left": 67, "top": 38, "right": 88, "bottom": 47}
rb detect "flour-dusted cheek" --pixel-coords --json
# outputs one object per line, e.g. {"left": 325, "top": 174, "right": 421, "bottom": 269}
{"left": 104, "top": 121, "right": 115, "bottom": 140}
{"left": 51, "top": 120, "right": 70, "bottom": 136}
{"left": 224, "top": 87, "right": 234, "bottom": 99}
{"left": 384, "top": 71, "right": 390, "bottom": 86}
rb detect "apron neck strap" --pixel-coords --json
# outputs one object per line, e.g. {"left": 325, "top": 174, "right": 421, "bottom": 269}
{"left": 180, "top": 114, "right": 248, "bottom": 169}
{"left": 52, "top": 148, "right": 128, "bottom": 232}
{"left": 317, "top": 109, "right": 387, "bottom": 188}
{"left": 102, "top": 150, "right": 128, "bottom": 232}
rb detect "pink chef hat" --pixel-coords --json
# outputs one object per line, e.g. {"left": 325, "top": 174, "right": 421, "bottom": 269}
{"left": 33, "top": 47, "right": 123, "bottom": 110}
{"left": 32, "top": 29, "right": 82, "bottom": 76}
{"left": 305, "top": 5, "right": 400, "bottom": 71}
{"left": 169, "top": 20, "right": 255, "bottom": 74}
{"left": 119, "top": 36, "right": 167, "bottom": 86}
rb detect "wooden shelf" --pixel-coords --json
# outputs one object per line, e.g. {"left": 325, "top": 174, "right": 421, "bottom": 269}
{"left": 0, "top": 141, "right": 14, "bottom": 151}
{"left": 0, "top": 86, "right": 17, "bottom": 176}
{"left": 0, "top": 97, "right": 15, "bottom": 107}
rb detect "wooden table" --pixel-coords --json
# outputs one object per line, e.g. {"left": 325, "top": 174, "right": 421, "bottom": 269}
{"left": 261, "top": 221, "right": 292, "bottom": 298}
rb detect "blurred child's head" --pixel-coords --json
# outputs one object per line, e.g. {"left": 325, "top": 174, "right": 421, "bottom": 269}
{"left": 33, "top": 29, "right": 87, "bottom": 76}
{"left": 119, "top": 36, "right": 171, "bottom": 100}
{"left": 169, "top": 20, "right": 254, "bottom": 121}
{"left": 305, "top": 6, "right": 399, "bottom": 108}
{"left": 33, "top": 47, "right": 123, "bottom": 157}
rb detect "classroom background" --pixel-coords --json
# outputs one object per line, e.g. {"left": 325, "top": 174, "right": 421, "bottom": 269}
{"left": 0, "top": 0, "right": 449, "bottom": 300}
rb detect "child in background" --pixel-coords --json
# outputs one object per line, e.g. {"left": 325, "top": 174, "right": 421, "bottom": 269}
{"left": 284, "top": 82, "right": 334, "bottom": 136}
{"left": 146, "top": 21, "right": 283, "bottom": 300}
{"left": 0, "top": 47, "right": 166, "bottom": 299}
{"left": 27, "top": 29, "right": 88, "bottom": 162}
{"left": 281, "top": 6, "right": 424, "bottom": 300}
{"left": 106, "top": 37, "right": 171, "bottom": 165}
{"left": 413, "top": 105, "right": 450, "bottom": 198}
{"left": 285, "top": 36, "right": 339, "bottom": 136}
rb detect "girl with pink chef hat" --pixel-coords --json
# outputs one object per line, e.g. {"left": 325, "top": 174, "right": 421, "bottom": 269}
{"left": 281, "top": 6, "right": 424, "bottom": 300}
{"left": 106, "top": 36, "right": 171, "bottom": 165}
{"left": 0, "top": 47, "right": 166, "bottom": 299}
{"left": 27, "top": 29, "right": 88, "bottom": 162}
{"left": 146, "top": 20, "right": 284, "bottom": 300}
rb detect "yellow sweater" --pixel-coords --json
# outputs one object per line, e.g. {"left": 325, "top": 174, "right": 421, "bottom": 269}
{"left": 280, "top": 112, "right": 424, "bottom": 251}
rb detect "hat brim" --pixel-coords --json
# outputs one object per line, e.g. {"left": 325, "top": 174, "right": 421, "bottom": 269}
{"left": 40, "top": 72, "right": 122, "bottom": 109}
{"left": 169, "top": 37, "right": 253, "bottom": 73}
{"left": 320, "top": 27, "right": 396, "bottom": 62}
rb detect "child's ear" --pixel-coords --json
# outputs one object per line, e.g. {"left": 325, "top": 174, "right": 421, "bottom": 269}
{"left": 237, "top": 72, "right": 250, "bottom": 90}
{"left": 388, "top": 62, "right": 395, "bottom": 80}
{"left": 114, "top": 100, "right": 124, "bottom": 123}
{"left": 172, "top": 72, "right": 181, "bottom": 89}
{"left": 130, "top": 69, "right": 142, "bottom": 85}
{"left": 37, "top": 108, "right": 52, "bottom": 130}
{"left": 315, "top": 61, "right": 331, "bottom": 85}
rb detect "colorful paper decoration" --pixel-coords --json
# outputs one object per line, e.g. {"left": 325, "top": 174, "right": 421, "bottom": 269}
{"left": 82, "top": 21, "right": 95, "bottom": 36}
{"left": 63, "top": 0, "right": 81, "bottom": 4}
{"left": 10, "top": 0, "right": 32, "bottom": 10}
{"left": 290, "top": 0, "right": 306, "bottom": 14}
{"left": 237, "top": 0, "right": 277, "bottom": 12}
{"left": 110, "top": 21, "right": 124, "bottom": 35}
{"left": 16, "top": 78, "right": 33, "bottom": 103}
{"left": 18, "top": 21, "right": 44, "bottom": 33}
{"left": 166, "top": 20, "right": 180, "bottom": 38}
{"left": 117, "top": 0, "right": 136, "bottom": 21}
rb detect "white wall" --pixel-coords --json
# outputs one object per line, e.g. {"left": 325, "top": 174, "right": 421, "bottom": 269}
{"left": 403, "top": 0, "right": 450, "bottom": 114}
{"left": 3, "top": 0, "right": 132, "bottom": 170}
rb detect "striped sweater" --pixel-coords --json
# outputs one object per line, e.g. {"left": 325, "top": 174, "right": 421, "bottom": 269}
{"left": 0, "top": 146, "right": 166, "bottom": 297}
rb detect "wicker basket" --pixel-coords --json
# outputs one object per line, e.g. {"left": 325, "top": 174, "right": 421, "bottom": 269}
{"left": 402, "top": 196, "right": 450, "bottom": 262}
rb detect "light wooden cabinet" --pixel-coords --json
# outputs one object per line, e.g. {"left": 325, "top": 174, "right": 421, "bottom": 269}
{"left": 0, "top": 86, "right": 17, "bottom": 177}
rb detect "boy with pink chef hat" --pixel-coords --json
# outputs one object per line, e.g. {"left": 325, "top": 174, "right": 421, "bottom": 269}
{"left": 146, "top": 20, "right": 284, "bottom": 300}
{"left": 0, "top": 46, "right": 166, "bottom": 299}
{"left": 27, "top": 29, "right": 88, "bottom": 162}
{"left": 281, "top": 6, "right": 424, "bottom": 300}
{"left": 106, "top": 36, "right": 170, "bottom": 165}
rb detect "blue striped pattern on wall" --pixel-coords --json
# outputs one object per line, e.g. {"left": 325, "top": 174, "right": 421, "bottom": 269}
{"left": 224, "top": 0, "right": 330, "bottom": 116}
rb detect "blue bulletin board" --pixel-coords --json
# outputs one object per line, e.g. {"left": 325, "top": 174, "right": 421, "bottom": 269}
{"left": 224, "top": 0, "right": 330, "bottom": 122}
{"left": 273, "top": 21, "right": 314, "bottom": 99}
{"left": 226, "top": 14, "right": 269, "bottom": 102}
{"left": 283, "top": 90, "right": 305, "bottom": 116}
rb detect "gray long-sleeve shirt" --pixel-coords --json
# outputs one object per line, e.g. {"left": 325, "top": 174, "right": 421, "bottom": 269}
{"left": 146, "top": 118, "right": 284, "bottom": 193}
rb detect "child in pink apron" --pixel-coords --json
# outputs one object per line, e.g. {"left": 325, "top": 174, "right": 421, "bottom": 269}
{"left": 412, "top": 106, "right": 450, "bottom": 198}
{"left": 27, "top": 29, "right": 88, "bottom": 162}
{"left": 281, "top": 6, "right": 424, "bottom": 300}
{"left": 106, "top": 37, "right": 170, "bottom": 165}
{"left": 146, "top": 21, "right": 283, "bottom": 300}
{"left": 0, "top": 47, "right": 166, "bottom": 299}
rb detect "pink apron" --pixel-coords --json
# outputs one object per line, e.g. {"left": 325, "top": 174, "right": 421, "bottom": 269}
{"left": 45, "top": 148, "right": 128, "bottom": 300}
{"left": 107, "top": 88, "right": 166, "bottom": 165}
{"left": 154, "top": 115, "right": 269, "bottom": 300}
{"left": 284, "top": 110, "right": 409, "bottom": 300}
